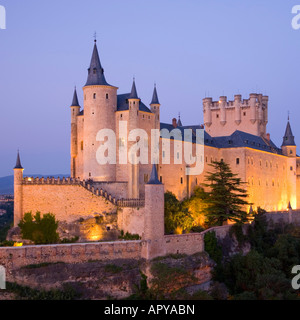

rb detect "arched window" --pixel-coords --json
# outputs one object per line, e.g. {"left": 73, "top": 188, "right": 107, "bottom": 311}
{"left": 93, "top": 93, "right": 96, "bottom": 99}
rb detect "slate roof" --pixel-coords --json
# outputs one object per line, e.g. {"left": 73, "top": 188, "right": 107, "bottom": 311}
{"left": 71, "top": 88, "right": 80, "bottom": 107}
{"left": 85, "top": 42, "right": 112, "bottom": 87}
{"left": 14, "top": 151, "right": 23, "bottom": 169}
{"left": 147, "top": 164, "right": 162, "bottom": 185}
{"left": 159, "top": 123, "right": 283, "bottom": 154}
{"left": 117, "top": 93, "right": 152, "bottom": 113}
{"left": 282, "top": 121, "right": 296, "bottom": 146}
{"left": 150, "top": 85, "right": 160, "bottom": 105}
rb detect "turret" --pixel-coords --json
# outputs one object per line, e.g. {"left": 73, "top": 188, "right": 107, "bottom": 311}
{"left": 234, "top": 94, "right": 241, "bottom": 125}
{"left": 281, "top": 119, "right": 296, "bottom": 157}
{"left": 262, "top": 95, "right": 269, "bottom": 124}
{"left": 82, "top": 40, "right": 118, "bottom": 181}
{"left": 203, "top": 97, "right": 212, "bottom": 127}
{"left": 141, "top": 165, "right": 165, "bottom": 259}
{"left": 14, "top": 151, "right": 23, "bottom": 227}
{"left": 219, "top": 96, "right": 227, "bottom": 126}
{"left": 128, "top": 78, "right": 140, "bottom": 198}
{"left": 70, "top": 87, "right": 80, "bottom": 178}
{"left": 150, "top": 84, "right": 160, "bottom": 130}
{"left": 249, "top": 93, "right": 257, "bottom": 124}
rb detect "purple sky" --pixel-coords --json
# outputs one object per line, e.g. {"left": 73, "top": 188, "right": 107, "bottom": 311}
{"left": 0, "top": 0, "right": 300, "bottom": 177}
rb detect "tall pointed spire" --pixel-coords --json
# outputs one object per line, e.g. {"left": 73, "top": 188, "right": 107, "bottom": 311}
{"left": 282, "top": 120, "right": 296, "bottom": 146}
{"left": 129, "top": 78, "right": 139, "bottom": 99}
{"left": 150, "top": 84, "right": 160, "bottom": 105}
{"left": 71, "top": 87, "right": 80, "bottom": 107}
{"left": 14, "top": 150, "right": 23, "bottom": 169}
{"left": 177, "top": 113, "right": 182, "bottom": 127}
{"left": 85, "top": 40, "right": 111, "bottom": 87}
{"left": 147, "top": 164, "right": 161, "bottom": 185}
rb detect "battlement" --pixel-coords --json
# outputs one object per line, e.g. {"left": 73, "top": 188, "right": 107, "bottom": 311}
{"left": 22, "top": 177, "right": 144, "bottom": 208}
{"left": 203, "top": 93, "right": 269, "bottom": 110}
{"left": 203, "top": 93, "right": 269, "bottom": 138}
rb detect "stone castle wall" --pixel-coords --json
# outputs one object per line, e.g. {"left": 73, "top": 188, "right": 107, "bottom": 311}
{"left": 21, "top": 183, "right": 116, "bottom": 224}
{"left": 0, "top": 240, "right": 142, "bottom": 271}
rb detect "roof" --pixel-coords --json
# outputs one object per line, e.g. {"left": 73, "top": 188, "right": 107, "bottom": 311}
{"left": 71, "top": 88, "right": 80, "bottom": 107}
{"left": 150, "top": 85, "right": 160, "bottom": 105}
{"left": 117, "top": 93, "right": 152, "bottom": 113}
{"left": 14, "top": 151, "right": 23, "bottom": 169}
{"left": 147, "top": 164, "right": 161, "bottom": 185}
{"left": 282, "top": 121, "right": 296, "bottom": 146}
{"left": 85, "top": 42, "right": 113, "bottom": 87}
{"left": 129, "top": 79, "right": 139, "bottom": 99}
{"left": 159, "top": 124, "right": 282, "bottom": 154}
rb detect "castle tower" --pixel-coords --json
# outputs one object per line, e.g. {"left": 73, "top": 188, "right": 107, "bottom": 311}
{"left": 14, "top": 151, "right": 23, "bottom": 227}
{"left": 82, "top": 40, "right": 118, "bottom": 181}
{"left": 203, "top": 97, "right": 212, "bottom": 127}
{"left": 150, "top": 84, "right": 160, "bottom": 130}
{"left": 281, "top": 119, "right": 296, "bottom": 157}
{"left": 142, "top": 164, "right": 165, "bottom": 259}
{"left": 70, "top": 87, "right": 80, "bottom": 178}
{"left": 128, "top": 79, "right": 140, "bottom": 198}
{"left": 282, "top": 119, "right": 297, "bottom": 209}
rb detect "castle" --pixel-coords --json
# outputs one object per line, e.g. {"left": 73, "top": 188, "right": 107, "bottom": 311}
{"left": 13, "top": 40, "right": 300, "bottom": 244}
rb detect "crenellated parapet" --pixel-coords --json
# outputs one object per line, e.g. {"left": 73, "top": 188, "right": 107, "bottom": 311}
{"left": 22, "top": 177, "right": 144, "bottom": 208}
{"left": 203, "top": 93, "right": 269, "bottom": 138}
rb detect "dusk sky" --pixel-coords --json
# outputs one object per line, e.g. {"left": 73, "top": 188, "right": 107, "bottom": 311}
{"left": 0, "top": 0, "right": 300, "bottom": 177}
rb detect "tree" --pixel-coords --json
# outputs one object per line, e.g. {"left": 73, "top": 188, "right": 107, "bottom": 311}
{"left": 19, "top": 211, "right": 59, "bottom": 244}
{"left": 201, "top": 160, "right": 252, "bottom": 226}
{"left": 164, "top": 192, "right": 193, "bottom": 234}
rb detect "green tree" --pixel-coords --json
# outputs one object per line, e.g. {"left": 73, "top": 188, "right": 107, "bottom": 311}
{"left": 164, "top": 192, "right": 193, "bottom": 234}
{"left": 19, "top": 211, "right": 59, "bottom": 244}
{"left": 201, "top": 160, "right": 252, "bottom": 226}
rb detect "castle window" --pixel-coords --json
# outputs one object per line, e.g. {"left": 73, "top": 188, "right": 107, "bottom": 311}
{"left": 81, "top": 141, "right": 83, "bottom": 151}
{"left": 236, "top": 158, "right": 240, "bottom": 165}
{"left": 133, "top": 101, "right": 135, "bottom": 105}
{"left": 248, "top": 157, "right": 250, "bottom": 164}
{"left": 163, "top": 151, "right": 165, "bottom": 158}
{"left": 251, "top": 158, "right": 254, "bottom": 165}
{"left": 89, "top": 172, "right": 91, "bottom": 177}
{"left": 243, "top": 112, "right": 246, "bottom": 116}
{"left": 154, "top": 106, "right": 156, "bottom": 110}
{"left": 144, "top": 174, "right": 149, "bottom": 183}
{"left": 260, "top": 160, "right": 262, "bottom": 167}
{"left": 106, "top": 93, "right": 109, "bottom": 99}
{"left": 290, "top": 166, "right": 293, "bottom": 171}
{"left": 216, "top": 114, "right": 219, "bottom": 118}
{"left": 266, "top": 161, "right": 268, "bottom": 168}
{"left": 160, "top": 176, "right": 162, "bottom": 183}
{"left": 290, "top": 150, "right": 293, "bottom": 154}
{"left": 120, "top": 114, "right": 123, "bottom": 118}
{"left": 272, "top": 180, "right": 275, "bottom": 186}
{"left": 181, "top": 177, "right": 183, "bottom": 184}
{"left": 177, "top": 153, "right": 180, "bottom": 160}
{"left": 93, "top": 93, "right": 96, "bottom": 99}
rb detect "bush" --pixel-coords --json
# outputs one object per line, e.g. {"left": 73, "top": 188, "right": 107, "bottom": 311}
{"left": 18, "top": 211, "right": 59, "bottom": 244}
{"left": 204, "top": 231, "right": 222, "bottom": 265}
{"left": 118, "top": 230, "right": 141, "bottom": 240}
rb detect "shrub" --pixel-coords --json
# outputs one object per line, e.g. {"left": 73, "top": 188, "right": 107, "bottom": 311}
{"left": 18, "top": 211, "right": 59, "bottom": 244}
{"left": 204, "top": 231, "right": 222, "bottom": 265}
{"left": 118, "top": 230, "right": 141, "bottom": 240}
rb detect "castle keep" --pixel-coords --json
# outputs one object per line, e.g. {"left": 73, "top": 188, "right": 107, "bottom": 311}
{"left": 13, "top": 40, "right": 300, "bottom": 245}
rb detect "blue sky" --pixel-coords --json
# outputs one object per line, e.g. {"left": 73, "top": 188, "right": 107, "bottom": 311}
{"left": 0, "top": 0, "right": 300, "bottom": 177}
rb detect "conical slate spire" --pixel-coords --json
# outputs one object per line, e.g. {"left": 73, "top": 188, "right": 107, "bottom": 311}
{"left": 85, "top": 41, "right": 111, "bottom": 86}
{"left": 147, "top": 164, "right": 161, "bottom": 185}
{"left": 129, "top": 78, "right": 139, "bottom": 99}
{"left": 14, "top": 150, "right": 23, "bottom": 169}
{"left": 282, "top": 121, "right": 296, "bottom": 146}
{"left": 150, "top": 84, "right": 160, "bottom": 105}
{"left": 177, "top": 114, "right": 182, "bottom": 127}
{"left": 71, "top": 87, "right": 80, "bottom": 107}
